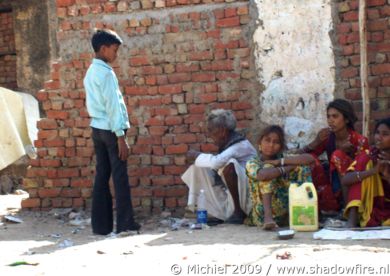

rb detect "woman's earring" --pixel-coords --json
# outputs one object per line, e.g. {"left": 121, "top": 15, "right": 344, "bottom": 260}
{"left": 258, "top": 145, "right": 262, "bottom": 152}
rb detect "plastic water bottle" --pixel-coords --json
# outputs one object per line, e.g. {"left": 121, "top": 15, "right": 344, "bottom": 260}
{"left": 196, "top": 189, "right": 207, "bottom": 224}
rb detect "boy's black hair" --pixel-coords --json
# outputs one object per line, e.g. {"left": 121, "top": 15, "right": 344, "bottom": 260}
{"left": 327, "top": 99, "right": 357, "bottom": 130}
{"left": 91, "top": 29, "right": 123, "bottom": 53}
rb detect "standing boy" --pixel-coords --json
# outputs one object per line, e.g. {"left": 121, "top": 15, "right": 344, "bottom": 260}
{"left": 84, "top": 29, "right": 140, "bottom": 235}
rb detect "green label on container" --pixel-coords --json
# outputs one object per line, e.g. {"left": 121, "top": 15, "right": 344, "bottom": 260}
{"left": 292, "top": 206, "right": 315, "bottom": 226}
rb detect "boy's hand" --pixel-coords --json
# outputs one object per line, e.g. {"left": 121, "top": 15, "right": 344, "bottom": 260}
{"left": 117, "top": 136, "right": 129, "bottom": 161}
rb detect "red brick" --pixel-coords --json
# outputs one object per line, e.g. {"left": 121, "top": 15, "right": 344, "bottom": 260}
{"left": 215, "top": 40, "right": 239, "bottom": 49}
{"left": 347, "top": 32, "right": 360, "bottom": 43}
{"left": 213, "top": 9, "right": 225, "bottom": 19}
{"left": 73, "top": 198, "right": 85, "bottom": 207}
{"left": 149, "top": 126, "right": 168, "bottom": 135}
{"left": 152, "top": 146, "right": 165, "bottom": 156}
{"left": 371, "top": 64, "right": 390, "bottom": 75}
{"left": 368, "top": 19, "right": 388, "bottom": 31}
{"left": 192, "top": 72, "right": 216, "bottom": 82}
{"left": 40, "top": 159, "right": 61, "bottom": 167}
{"left": 56, "top": 0, "right": 75, "bottom": 7}
{"left": 206, "top": 29, "right": 220, "bottom": 38}
{"left": 216, "top": 72, "right": 240, "bottom": 80}
{"left": 21, "top": 198, "right": 41, "bottom": 208}
{"left": 71, "top": 178, "right": 93, "bottom": 187}
{"left": 61, "top": 188, "right": 81, "bottom": 197}
{"left": 38, "top": 188, "right": 62, "bottom": 198}
{"left": 367, "top": 0, "right": 385, "bottom": 6}
{"left": 44, "top": 80, "right": 61, "bottom": 90}
{"left": 232, "top": 101, "right": 252, "bottom": 110}
{"left": 47, "top": 110, "right": 69, "bottom": 120}
{"left": 152, "top": 176, "right": 174, "bottom": 186}
{"left": 375, "top": 43, "right": 390, "bottom": 52}
{"left": 158, "top": 84, "right": 182, "bottom": 94}
{"left": 197, "top": 93, "right": 217, "bottom": 103}
{"left": 44, "top": 138, "right": 65, "bottom": 147}
{"left": 142, "top": 66, "right": 163, "bottom": 75}
{"left": 211, "top": 60, "right": 234, "bottom": 71}
{"left": 337, "top": 23, "right": 352, "bottom": 34}
{"left": 342, "top": 45, "right": 355, "bottom": 55}
{"left": 343, "top": 11, "right": 358, "bottom": 21}
{"left": 45, "top": 179, "right": 70, "bottom": 187}
{"left": 165, "top": 116, "right": 183, "bottom": 125}
{"left": 67, "top": 157, "right": 91, "bottom": 167}
{"left": 145, "top": 117, "right": 164, "bottom": 126}
{"left": 132, "top": 145, "right": 152, "bottom": 154}
{"left": 225, "top": 7, "right": 236, "bottom": 18}
{"left": 382, "top": 6, "right": 390, "bottom": 16}
{"left": 340, "top": 67, "right": 358, "bottom": 78}
{"left": 227, "top": 48, "right": 250, "bottom": 58}
{"left": 176, "top": 63, "right": 200, "bottom": 72}
{"left": 130, "top": 56, "right": 150, "bottom": 66}
{"left": 165, "top": 197, "right": 177, "bottom": 208}
{"left": 38, "top": 130, "right": 58, "bottom": 140}
{"left": 189, "top": 51, "right": 213, "bottom": 61}
{"left": 132, "top": 188, "right": 153, "bottom": 197}
{"left": 237, "top": 6, "right": 248, "bottom": 15}
{"left": 382, "top": 77, "right": 390, "bottom": 86}
{"left": 371, "top": 32, "right": 384, "bottom": 42}
{"left": 57, "top": 168, "right": 79, "bottom": 178}
{"left": 174, "top": 134, "right": 197, "bottom": 143}
{"left": 167, "top": 73, "right": 191, "bottom": 83}
{"left": 77, "top": 147, "right": 94, "bottom": 157}
{"left": 216, "top": 17, "right": 240, "bottom": 28}
{"left": 166, "top": 144, "right": 188, "bottom": 154}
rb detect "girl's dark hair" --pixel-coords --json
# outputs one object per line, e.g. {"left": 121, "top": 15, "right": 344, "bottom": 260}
{"left": 375, "top": 117, "right": 390, "bottom": 132}
{"left": 257, "top": 125, "right": 285, "bottom": 150}
{"left": 327, "top": 99, "right": 357, "bottom": 130}
{"left": 91, "top": 29, "right": 123, "bottom": 53}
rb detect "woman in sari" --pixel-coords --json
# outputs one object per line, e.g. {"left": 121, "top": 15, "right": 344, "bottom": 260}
{"left": 302, "top": 99, "right": 369, "bottom": 213}
{"left": 245, "top": 125, "right": 314, "bottom": 230}
{"left": 341, "top": 118, "right": 390, "bottom": 227}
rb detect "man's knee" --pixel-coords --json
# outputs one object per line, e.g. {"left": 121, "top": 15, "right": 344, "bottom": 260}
{"left": 223, "top": 163, "right": 237, "bottom": 182}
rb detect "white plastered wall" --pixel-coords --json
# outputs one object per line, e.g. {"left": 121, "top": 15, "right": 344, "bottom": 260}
{"left": 253, "top": 0, "right": 335, "bottom": 148}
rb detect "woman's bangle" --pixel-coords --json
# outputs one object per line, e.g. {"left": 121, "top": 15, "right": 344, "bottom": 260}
{"left": 281, "top": 157, "right": 285, "bottom": 166}
{"left": 277, "top": 167, "right": 283, "bottom": 176}
{"left": 356, "top": 171, "right": 362, "bottom": 182}
{"left": 280, "top": 166, "right": 286, "bottom": 178}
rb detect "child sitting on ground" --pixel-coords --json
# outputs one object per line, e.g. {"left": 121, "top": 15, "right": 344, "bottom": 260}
{"left": 245, "top": 125, "right": 314, "bottom": 230}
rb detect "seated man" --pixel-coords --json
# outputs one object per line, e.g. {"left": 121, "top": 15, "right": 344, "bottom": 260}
{"left": 181, "top": 109, "right": 257, "bottom": 223}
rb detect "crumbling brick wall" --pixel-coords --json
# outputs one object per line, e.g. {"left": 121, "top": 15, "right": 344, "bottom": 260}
{"left": 0, "top": 9, "right": 16, "bottom": 90}
{"left": 335, "top": 0, "right": 390, "bottom": 132}
{"left": 22, "top": 0, "right": 260, "bottom": 213}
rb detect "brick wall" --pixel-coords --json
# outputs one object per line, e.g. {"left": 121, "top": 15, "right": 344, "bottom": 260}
{"left": 0, "top": 10, "right": 17, "bottom": 90}
{"left": 22, "top": 0, "right": 259, "bottom": 213}
{"left": 336, "top": 0, "right": 390, "bottom": 132}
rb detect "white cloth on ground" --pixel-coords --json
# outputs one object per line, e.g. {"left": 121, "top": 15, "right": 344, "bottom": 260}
{"left": 181, "top": 140, "right": 257, "bottom": 220}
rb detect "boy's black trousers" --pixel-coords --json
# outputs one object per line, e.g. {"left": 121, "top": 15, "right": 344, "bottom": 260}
{"left": 91, "top": 127, "right": 135, "bottom": 235}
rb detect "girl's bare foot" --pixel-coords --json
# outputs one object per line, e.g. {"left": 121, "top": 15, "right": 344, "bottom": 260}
{"left": 263, "top": 219, "right": 278, "bottom": 231}
{"left": 346, "top": 207, "right": 358, "bottom": 228}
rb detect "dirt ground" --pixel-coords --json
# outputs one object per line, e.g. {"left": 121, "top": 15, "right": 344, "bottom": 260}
{"left": 1, "top": 193, "right": 390, "bottom": 276}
